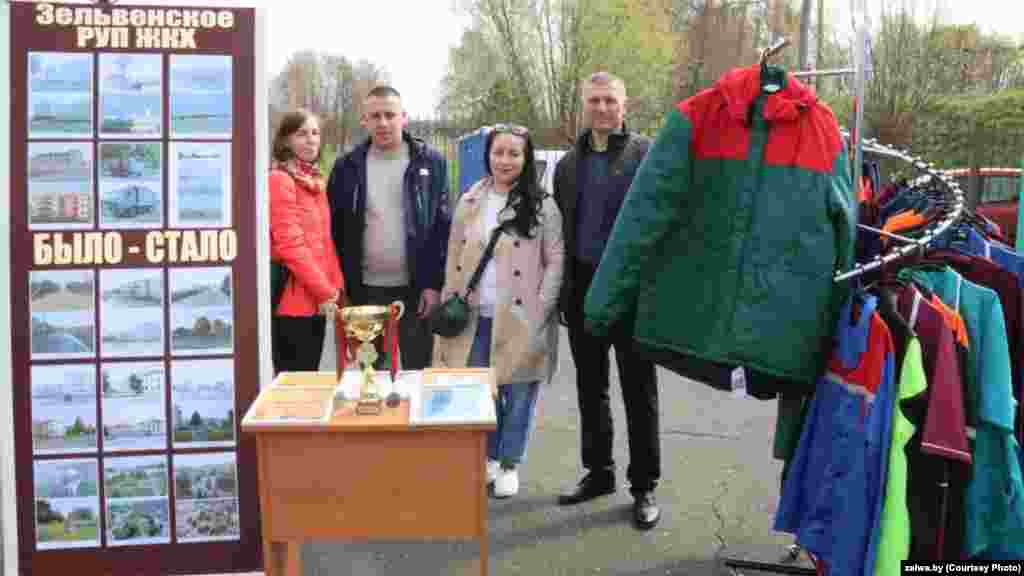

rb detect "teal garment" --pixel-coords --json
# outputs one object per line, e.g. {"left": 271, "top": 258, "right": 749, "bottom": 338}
{"left": 908, "top": 267, "right": 1024, "bottom": 557}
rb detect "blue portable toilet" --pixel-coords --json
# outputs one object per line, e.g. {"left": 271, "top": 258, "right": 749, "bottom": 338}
{"left": 457, "top": 126, "right": 490, "bottom": 197}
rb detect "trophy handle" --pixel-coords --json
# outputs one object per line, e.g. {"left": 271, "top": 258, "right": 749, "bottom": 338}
{"left": 390, "top": 300, "right": 405, "bottom": 320}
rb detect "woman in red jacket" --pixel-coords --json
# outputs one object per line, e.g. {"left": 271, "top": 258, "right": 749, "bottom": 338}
{"left": 270, "top": 109, "right": 345, "bottom": 373}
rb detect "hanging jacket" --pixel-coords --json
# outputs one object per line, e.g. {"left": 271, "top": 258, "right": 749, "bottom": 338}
{"left": 584, "top": 65, "right": 856, "bottom": 385}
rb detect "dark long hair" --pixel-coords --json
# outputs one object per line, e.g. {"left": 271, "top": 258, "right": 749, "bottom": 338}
{"left": 483, "top": 127, "right": 542, "bottom": 238}
{"left": 271, "top": 108, "right": 319, "bottom": 164}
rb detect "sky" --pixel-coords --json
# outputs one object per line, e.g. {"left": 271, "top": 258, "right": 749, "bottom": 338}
{"left": 18, "top": 0, "right": 1022, "bottom": 119}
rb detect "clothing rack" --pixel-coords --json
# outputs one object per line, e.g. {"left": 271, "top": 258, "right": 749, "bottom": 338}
{"left": 720, "top": 7, "right": 961, "bottom": 571}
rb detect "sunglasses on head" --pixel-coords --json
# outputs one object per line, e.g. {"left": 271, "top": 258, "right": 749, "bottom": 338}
{"left": 492, "top": 123, "right": 529, "bottom": 136}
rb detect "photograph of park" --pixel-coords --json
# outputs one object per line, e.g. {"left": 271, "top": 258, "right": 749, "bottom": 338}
{"left": 99, "top": 53, "right": 162, "bottom": 138}
{"left": 28, "top": 52, "right": 92, "bottom": 138}
{"left": 170, "top": 55, "right": 232, "bottom": 139}
{"left": 169, "top": 142, "right": 231, "bottom": 228}
{"left": 100, "top": 268, "right": 164, "bottom": 358}
{"left": 30, "top": 270, "right": 95, "bottom": 360}
{"left": 99, "top": 142, "right": 163, "bottom": 228}
{"left": 170, "top": 267, "right": 233, "bottom": 356}
{"left": 171, "top": 359, "right": 235, "bottom": 447}
{"left": 32, "top": 363, "right": 97, "bottom": 454}
{"left": 101, "top": 362, "right": 166, "bottom": 452}
{"left": 174, "top": 452, "right": 239, "bottom": 541}
{"left": 106, "top": 498, "right": 170, "bottom": 546}
{"left": 35, "top": 497, "right": 100, "bottom": 550}
{"left": 28, "top": 141, "right": 93, "bottom": 229}
{"left": 34, "top": 458, "right": 101, "bottom": 548}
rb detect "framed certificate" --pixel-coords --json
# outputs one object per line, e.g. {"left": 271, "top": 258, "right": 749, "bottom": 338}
{"left": 409, "top": 368, "right": 496, "bottom": 427}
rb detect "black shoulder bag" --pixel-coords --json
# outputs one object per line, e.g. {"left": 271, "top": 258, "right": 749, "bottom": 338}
{"left": 429, "top": 224, "right": 506, "bottom": 337}
{"left": 270, "top": 261, "right": 290, "bottom": 311}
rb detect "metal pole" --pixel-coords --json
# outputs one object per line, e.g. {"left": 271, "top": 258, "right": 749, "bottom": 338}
{"left": 853, "top": 0, "right": 867, "bottom": 200}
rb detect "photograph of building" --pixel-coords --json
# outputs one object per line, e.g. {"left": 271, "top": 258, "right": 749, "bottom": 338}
{"left": 31, "top": 364, "right": 97, "bottom": 454}
{"left": 100, "top": 362, "right": 166, "bottom": 451}
{"left": 27, "top": 141, "right": 93, "bottom": 229}
{"left": 100, "top": 269, "right": 164, "bottom": 358}
{"left": 171, "top": 358, "right": 235, "bottom": 447}
{"left": 104, "top": 456, "right": 169, "bottom": 546}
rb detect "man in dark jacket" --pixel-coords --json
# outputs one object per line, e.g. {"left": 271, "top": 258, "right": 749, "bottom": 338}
{"left": 327, "top": 85, "right": 451, "bottom": 370}
{"left": 552, "top": 72, "right": 661, "bottom": 530}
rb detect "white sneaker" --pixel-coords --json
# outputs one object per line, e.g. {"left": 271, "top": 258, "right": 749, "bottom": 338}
{"left": 486, "top": 460, "right": 500, "bottom": 485}
{"left": 493, "top": 468, "right": 519, "bottom": 498}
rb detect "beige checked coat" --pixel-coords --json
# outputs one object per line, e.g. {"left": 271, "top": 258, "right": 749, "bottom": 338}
{"left": 432, "top": 178, "right": 565, "bottom": 386}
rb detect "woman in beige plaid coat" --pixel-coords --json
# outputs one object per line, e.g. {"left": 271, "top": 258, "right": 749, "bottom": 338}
{"left": 433, "top": 124, "right": 564, "bottom": 498}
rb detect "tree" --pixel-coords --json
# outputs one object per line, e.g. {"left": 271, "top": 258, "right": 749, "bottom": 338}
{"left": 190, "top": 411, "right": 203, "bottom": 428}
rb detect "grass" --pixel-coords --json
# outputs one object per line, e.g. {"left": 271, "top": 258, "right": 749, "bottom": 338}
{"left": 38, "top": 520, "right": 98, "bottom": 542}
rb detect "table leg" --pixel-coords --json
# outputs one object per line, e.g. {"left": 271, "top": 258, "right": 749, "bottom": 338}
{"left": 285, "top": 541, "right": 303, "bottom": 576}
{"left": 263, "top": 540, "right": 301, "bottom": 576}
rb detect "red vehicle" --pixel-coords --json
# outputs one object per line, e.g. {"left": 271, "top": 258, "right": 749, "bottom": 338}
{"left": 945, "top": 167, "right": 1022, "bottom": 245}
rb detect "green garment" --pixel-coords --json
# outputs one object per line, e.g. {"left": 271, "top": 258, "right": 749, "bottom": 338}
{"left": 875, "top": 338, "right": 927, "bottom": 574}
{"left": 583, "top": 67, "right": 856, "bottom": 385}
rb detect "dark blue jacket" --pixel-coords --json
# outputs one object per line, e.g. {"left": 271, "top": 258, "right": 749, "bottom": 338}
{"left": 327, "top": 133, "right": 451, "bottom": 302}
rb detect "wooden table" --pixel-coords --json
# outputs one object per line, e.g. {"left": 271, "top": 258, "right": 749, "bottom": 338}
{"left": 241, "top": 371, "right": 496, "bottom": 576}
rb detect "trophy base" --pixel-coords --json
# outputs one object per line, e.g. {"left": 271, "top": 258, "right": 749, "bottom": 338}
{"left": 355, "top": 397, "right": 383, "bottom": 415}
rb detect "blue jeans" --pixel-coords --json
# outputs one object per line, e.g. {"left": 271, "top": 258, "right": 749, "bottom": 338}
{"left": 468, "top": 316, "right": 539, "bottom": 468}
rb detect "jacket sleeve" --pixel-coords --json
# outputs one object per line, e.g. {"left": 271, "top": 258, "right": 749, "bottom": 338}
{"left": 583, "top": 108, "right": 693, "bottom": 336}
{"left": 270, "top": 171, "right": 336, "bottom": 304}
{"left": 425, "top": 153, "right": 452, "bottom": 291}
{"left": 539, "top": 196, "right": 566, "bottom": 322}
{"left": 326, "top": 154, "right": 352, "bottom": 292}
{"left": 826, "top": 146, "right": 857, "bottom": 326}
{"left": 441, "top": 193, "right": 468, "bottom": 302}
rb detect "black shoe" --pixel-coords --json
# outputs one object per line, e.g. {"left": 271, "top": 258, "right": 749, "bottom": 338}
{"left": 632, "top": 492, "right": 660, "bottom": 530}
{"left": 557, "top": 472, "right": 616, "bottom": 506}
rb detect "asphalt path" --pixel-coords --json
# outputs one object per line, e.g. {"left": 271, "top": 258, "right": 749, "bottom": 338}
{"left": 301, "top": 325, "right": 816, "bottom": 575}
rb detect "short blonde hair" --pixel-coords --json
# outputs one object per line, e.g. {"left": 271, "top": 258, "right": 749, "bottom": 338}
{"left": 582, "top": 71, "right": 626, "bottom": 100}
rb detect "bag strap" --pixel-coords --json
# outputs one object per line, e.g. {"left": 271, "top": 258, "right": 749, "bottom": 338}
{"left": 464, "top": 223, "right": 506, "bottom": 296}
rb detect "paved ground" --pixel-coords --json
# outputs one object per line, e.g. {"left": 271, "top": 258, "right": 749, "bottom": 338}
{"left": 296, "top": 326, "right": 815, "bottom": 576}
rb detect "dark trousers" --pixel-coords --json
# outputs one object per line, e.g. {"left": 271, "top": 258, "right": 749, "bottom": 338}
{"left": 567, "top": 259, "right": 660, "bottom": 494}
{"left": 272, "top": 314, "right": 326, "bottom": 374}
{"left": 360, "top": 285, "right": 433, "bottom": 371}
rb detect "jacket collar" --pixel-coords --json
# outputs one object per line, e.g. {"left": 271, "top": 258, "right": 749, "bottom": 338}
{"left": 577, "top": 123, "right": 631, "bottom": 154}
{"left": 716, "top": 65, "right": 817, "bottom": 124}
{"left": 353, "top": 131, "right": 428, "bottom": 162}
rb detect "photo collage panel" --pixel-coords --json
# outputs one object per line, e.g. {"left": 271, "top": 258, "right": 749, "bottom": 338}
{"left": 28, "top": 264, "right": 238, "bottom": 547}
{"left": 26, "top": 52, "right": 234, "bottom": 231}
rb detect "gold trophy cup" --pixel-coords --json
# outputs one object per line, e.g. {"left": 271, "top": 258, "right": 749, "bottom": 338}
{"left": 338, "top": 302, "right": 405, "bottom": 415}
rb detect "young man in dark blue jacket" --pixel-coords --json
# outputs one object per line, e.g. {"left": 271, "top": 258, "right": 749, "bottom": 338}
{"left": 327, "top": 85, "right": 451, "bottom": 370}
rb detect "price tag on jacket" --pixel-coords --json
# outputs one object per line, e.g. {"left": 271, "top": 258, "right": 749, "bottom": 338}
{"left": 730, "top": 366, "right": 748, "bottom": 398}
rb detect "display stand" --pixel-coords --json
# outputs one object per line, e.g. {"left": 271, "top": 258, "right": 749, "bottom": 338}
{"left": 721, "top": 10, "right": 966, "bottom": 574}
{"left": 241, "top": 369, "right": 497, "bottom": 576}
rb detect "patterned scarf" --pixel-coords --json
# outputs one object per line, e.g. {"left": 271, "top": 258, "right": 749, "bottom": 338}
{"left": 276, "top": 158, "right": 325, "bottom": 194}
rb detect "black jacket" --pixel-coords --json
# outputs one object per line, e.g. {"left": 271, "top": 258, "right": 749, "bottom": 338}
{"left": 552, "top": 127, "right": 651, "bottom": 321}
{"left": 327, "top": 133, "right": 451, "bottom": 303}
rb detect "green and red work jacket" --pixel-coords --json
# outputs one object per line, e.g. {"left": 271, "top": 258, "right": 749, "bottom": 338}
{"left": 584, "top": 65, "right": 857, "bottom": 386}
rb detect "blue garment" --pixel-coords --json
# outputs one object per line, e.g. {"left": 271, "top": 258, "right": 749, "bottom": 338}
{"left": 576, "top": 150, "right": 614, "bottom": 264}
{"left": 327, "top": 132, "right": 452, "bottom": 299}
{"left": 774, "top": 294, "right": 896, "bottom": 576}
{"left": 909, "top": 267, "right": 1024, "bottom": 558}
{"left": 468, "top": 317, "right": 539, "bottom": 467}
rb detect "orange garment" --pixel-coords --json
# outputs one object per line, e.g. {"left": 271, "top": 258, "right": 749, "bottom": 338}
{"left": 929, "top": 294, "right": 970, "bottom": 349}
{"left": 270, "top": 163, "right": 345, "bottom": 316}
